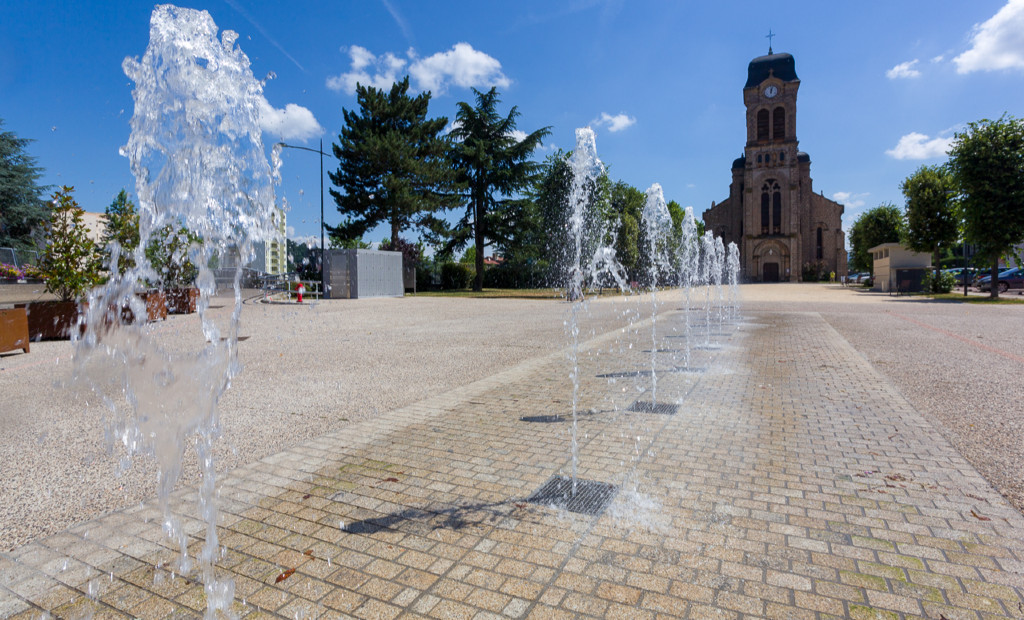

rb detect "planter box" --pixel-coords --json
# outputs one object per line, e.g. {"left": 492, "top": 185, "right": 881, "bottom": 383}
{"left": 166, "top": 287, "right": 199, "bottom": 314}
{"left": 119, "top": 290, "right": 168, "bottom": 323}
{"left": 16, "top": 300, "right": 83, "bottom": 341}
{"left": 0, "top": 308, "right": 30, "bottom": 353}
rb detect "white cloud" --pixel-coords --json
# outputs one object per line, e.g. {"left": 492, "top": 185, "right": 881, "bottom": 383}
{"left": 931, "top": 54, "right": 946, "bottom": 63}
{"left": 886, "top": 59, "right": 920, "bottom": 79}
{"left": 592, "top": 112, "right": 636, "bottom": 133}
{"left": 508, "top": 129, "right": 528, "bottom": 143}
{"left": 327, "top": 43, "right": 509, "bottom": 95}
{"left": 326, "top": 45, "right": 408, "bottom": 93}
{"left": 258, "top": 97, "right": 323, "bottom": 141}
{"left": 954, "top": 0, "right": 1024, "bottom": 73}
{"left": 832, "top": 191, "right": 870, "bottom": 210}
{"left": 885, "top": 132, "right": 954, "bottom": 159}
{"left": 408, "top": 43, "right": 510, "bottom": 93}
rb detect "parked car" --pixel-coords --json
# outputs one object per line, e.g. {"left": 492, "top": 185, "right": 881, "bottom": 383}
{"left": 976, "top": 267, "right": 1024, "bottom": 293}
{"left": 942, "top": 267, "right": 977, "bottom": 286}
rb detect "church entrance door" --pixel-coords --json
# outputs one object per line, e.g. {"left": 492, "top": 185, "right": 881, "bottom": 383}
{"left": 763, "top": 262, "right": 780, "bottom": 282}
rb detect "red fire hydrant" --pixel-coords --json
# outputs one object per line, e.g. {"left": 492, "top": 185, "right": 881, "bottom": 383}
{"left": 296, "top": 282, "right": 304, "bottom": 303}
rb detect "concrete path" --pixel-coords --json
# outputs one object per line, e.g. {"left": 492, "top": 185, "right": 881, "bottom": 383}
{"left": 2, "top": 296, "right": 1024, "bottom": 618}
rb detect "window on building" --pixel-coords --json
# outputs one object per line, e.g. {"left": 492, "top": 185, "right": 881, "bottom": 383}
{"left": 760, "top": 191, "right": 769, "bottom": 234}
{"left": 757, "top": 109, "right": 769, "bottom": 141}
{"left": 761, "top": 179, "right": 780, "bottom": 235}
{"left": 816, "top": 227, "right": 823, "bottom": 259}
{"left": 773, "top": 106, "right": 785, "bottom": 141}
{"left": 772, "top": 185, "right": 781, "bottom": 234}
{"left": 779, "top": 151, "right": 785, "bottom": 162}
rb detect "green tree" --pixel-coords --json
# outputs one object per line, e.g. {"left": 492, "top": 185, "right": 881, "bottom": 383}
{"left": 146, "top": 226, "right": 200, "bottom": 288}
{"left": 848, "top": 203, "right": 903, "bottom": 273}
{"left": 900, "top": 165, "right": 958, "bottom": 288}
{"left": 0, "top": 119, "right": 50, "bottom": 254}
{"left": 608, "top": 181, "right": 645, "bottom": 280}
{"left": 526, "top": 150, "right": 573, "bottom": 284}
{"left": 448, "top": 87, "right": 551, "bottom": 290}
{"left": 100, "top": 189, "right": 140, "bottom": 276}
{"left": 947, "top": 115, "right": 1024, "bottom": 298}
{"left": 39, "top": 186, "right": 101, "bottom": 302}
{"left": 327, "top": 77, "right": 460, "bottom": 245}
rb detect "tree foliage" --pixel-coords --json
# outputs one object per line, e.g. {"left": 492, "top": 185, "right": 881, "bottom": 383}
{"left": 39, "top": 186, "right": 102, "bottom": 302}
{"left": 145, "top": 226, "right": 201, "bottom": 288}
{"left": 947, "top": 114, "right": 1024, "bottom": 297}
{"left": 0, "top": 119, "right": 50, "bottom": 253}
{"left": 446, "top": 87, "right": 551, "bottom": 290}
{"left": 100, "top": 189, "right": 141, "bottom": 276}
{"left": 900, "top": 164, "right": 958, "bottom": 283}
{"left": 848, "top": 203, "right": 903, "bottom": 272}
{"left": 327, "top": 77, "right": 460, "bottom": 245}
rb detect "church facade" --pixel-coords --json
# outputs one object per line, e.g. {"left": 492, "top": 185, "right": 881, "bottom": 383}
{"left": 702, "top": 51, "right": 846, "bottom": 282}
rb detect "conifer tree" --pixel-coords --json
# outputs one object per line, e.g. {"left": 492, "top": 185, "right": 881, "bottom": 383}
{"left": 327, "top": 77, "right": 459, "bottom": 246}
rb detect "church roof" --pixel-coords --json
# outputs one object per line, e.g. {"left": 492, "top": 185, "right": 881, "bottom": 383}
{"left": 745, "top": 52, "right": 799, "bottom": 89}
{"left": 797, "top": 151, "right": 810, "bottom": 162}
{"left": 732, "top": 155, "right": 746, "bottom": 169}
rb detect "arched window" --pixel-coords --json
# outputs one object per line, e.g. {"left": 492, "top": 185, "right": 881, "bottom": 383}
{"left": 760, "top": 191, "right": 770, "bottom": 234}
{"left": 757, "top": 109, "right": 769, "bottom": 142}
{"left": 779, "top": 151, "right": 785, "bottom": 162}
{"left": 772, "top": 186, "right": 782, "bottom": 234}
{"left": 773, "top": 106, "right": 786, "bottom": 141}
{"left": 816, "top": 227, "right": 823, "bottom": 259}
{"left": 761, "top": 179, "right": 780, "bottom": 235}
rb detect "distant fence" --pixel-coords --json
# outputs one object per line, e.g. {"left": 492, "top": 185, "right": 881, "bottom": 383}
{"left": 0, "top": 247, "right": 39, "bottom": 269}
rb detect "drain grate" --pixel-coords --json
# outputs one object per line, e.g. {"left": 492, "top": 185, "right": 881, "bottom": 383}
{"left": 628, "top": 400, "right": 679, "bottom": 415}
{"left": 526, "top": 476, "right": 617, "bottom": 516}
{"left": 520, "top": 414, "right": 565, "bottom": 423}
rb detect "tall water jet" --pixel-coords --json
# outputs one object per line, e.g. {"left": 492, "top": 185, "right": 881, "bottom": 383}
{"left": 73, "top": 6, "right": 279, "bottom": 617}
{"left": 727, "top": 241, "right": 741, "bottom": 321}
{"left": 699, "top": 231, "right": 715, "bottom": 346}
{"left": 677, "top": 207, "right": 699, "bottom": 368}
{"left": 714, "top": 236, "right": 726, "bottom": 335}
{"left": 562, "top": 128, "right": 628, "bottom": 494}
{"left": 640, "top": 183, "right": 672, "bottom": 403}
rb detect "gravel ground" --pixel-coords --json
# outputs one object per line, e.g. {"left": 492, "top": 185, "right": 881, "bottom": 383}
{"left": 2, "top": 282, "right": 1022, "bottom": 551}
{"left": 742, "top": 282, "right": 1024, "bottom": 514}
{"left": 0, "top": 290, "right": 641, "bottom": 550}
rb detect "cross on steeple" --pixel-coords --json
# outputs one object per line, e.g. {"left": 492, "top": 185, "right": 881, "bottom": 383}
{"left": 766, "top": 29, "right": 775, "bottom": 55}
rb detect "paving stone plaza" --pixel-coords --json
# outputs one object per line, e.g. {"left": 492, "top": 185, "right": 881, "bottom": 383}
{"left": 2, "top": 290, "right": 1024, "bottom": 619}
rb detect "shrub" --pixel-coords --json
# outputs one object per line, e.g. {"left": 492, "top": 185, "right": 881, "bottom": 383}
{"left": 39, "top": 186, "right": 102, "bottom": 301}
{"left": 921, "top": 270, "right": 955, "bottom": 294}
{"left": 483, "top": 260, "right": 550, "bottom": 289}
{"left": 440, "top": 262, "right": 472, "bottom": 289}
{"left": 1, "top": 263, "right": 20, "bottom": 278}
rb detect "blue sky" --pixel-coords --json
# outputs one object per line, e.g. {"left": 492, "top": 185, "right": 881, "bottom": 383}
{"left": 3, "top": 0, "right": 1024, "bottom": 251}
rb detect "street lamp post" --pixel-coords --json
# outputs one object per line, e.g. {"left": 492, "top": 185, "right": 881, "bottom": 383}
{"left": 277, "top": 139, "right": 327, "bottom": 298}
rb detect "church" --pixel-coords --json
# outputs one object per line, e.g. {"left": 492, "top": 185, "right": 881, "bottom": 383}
{"left": 702, "top": 48, "right": 847, "bottom": 282}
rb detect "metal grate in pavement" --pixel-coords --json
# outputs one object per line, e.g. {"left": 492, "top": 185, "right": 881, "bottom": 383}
{"left": 526, "top": 476, "right": 617, "bottom": 516}
{"left": 628, "top": 400, "right": 679, "bottom": 415}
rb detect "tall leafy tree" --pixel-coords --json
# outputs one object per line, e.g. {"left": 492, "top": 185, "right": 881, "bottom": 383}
{"left": 100, "top": 189, "right": 141, "bottom": 276}
{"left": 948, "top": 115, "right": 1024, "bottom": 298}
{"left": 848, "top": 203, "right": 903, "bottom": 273}
{"left": 0, "top": 119, "right": 50, "bottom": 254}
{"left": 327, "top": 77, "right": 459, "bottom": 246}
{"left": 447, "top": 88, "right": 551, "bottom": 290}
{"left": 39, "top": 186, "right": 102, "bottom": 302}
{"left": 900, "top": 165, "right": 958, "bottom": 285}
{"left": 608, "top": 180, "right": 645, "bottom": 281}
{"left": 528, "top": 150, "right": 573, "bottom": 284}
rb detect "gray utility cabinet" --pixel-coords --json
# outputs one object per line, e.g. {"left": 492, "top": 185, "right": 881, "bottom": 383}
{"left": 324, "top": 249, "right": 404, "bottom": 299}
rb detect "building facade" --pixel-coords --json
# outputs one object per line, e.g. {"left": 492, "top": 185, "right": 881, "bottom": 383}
{"left": 703, "top": 50, "right": 846, "bottom": 281}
